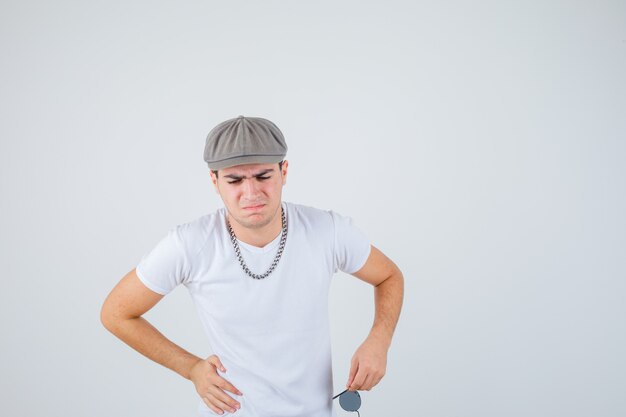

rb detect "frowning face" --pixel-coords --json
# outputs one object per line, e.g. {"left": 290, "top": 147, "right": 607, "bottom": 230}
{"left": 210, "top": 161, "right": 288, "bottom": 230}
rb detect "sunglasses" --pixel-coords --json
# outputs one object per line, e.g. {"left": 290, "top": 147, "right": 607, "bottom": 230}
{"left": 333, "top": 389, "right": 362, "bottom": 416}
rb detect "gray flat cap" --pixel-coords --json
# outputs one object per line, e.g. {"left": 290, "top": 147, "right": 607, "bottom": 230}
{"left": 203, "top": 115, "right": 288, "bottom": 170}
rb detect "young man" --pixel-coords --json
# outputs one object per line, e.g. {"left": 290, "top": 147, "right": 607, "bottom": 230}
{"left": 100, "top": 116, "right": 404, "bottom": 417}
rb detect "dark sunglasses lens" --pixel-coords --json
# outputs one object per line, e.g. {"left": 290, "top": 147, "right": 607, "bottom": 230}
{"left": 339, "top": 390, "right": 361, "bottom": 411}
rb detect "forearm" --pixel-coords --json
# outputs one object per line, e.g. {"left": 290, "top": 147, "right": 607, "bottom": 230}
{"left": 103, "top": 316, "right": 201, "bottom": 380}
{"left": 368, "top": 270, "right": 404, "bottom": 348}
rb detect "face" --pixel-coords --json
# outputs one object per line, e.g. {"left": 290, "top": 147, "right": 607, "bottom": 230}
{"left": 210, "top": 161, "right": 288, "bottom": 230}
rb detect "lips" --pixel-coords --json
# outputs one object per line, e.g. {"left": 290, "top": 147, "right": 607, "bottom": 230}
{"left": 243, "top": 204, "right": 265, "bottom": 210}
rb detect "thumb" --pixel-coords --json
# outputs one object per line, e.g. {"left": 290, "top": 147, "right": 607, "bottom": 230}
{"left": 207, "top": 354, "right": 227, "bottom": 372}
{"left": 346, "top": 356, "right": 358, "bottom": 389}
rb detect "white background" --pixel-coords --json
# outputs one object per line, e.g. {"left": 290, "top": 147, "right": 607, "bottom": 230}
{"left": 1, "top": 1, "right": 625, "bottom": 416}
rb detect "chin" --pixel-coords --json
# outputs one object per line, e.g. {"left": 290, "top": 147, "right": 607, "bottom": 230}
{"left": 242, "top": 217, "right": 272, "bottom": 229}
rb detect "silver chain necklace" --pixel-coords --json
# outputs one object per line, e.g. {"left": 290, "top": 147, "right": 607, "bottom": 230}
{"left": 226, "top": 205, "right": 288, "bottom": 279}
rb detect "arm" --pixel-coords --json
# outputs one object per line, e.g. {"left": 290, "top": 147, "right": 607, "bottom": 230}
{"left": 99, "top": 268, "right": 201, "bottom": 379}
{"left": 100, "top": 269, "right": 243, "bottom": 414}
{"left": 345, "top": 245, "right": 404, "bottom": 391}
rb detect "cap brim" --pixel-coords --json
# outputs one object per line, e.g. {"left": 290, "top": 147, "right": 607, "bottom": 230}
{"left": 207, "top": 154, "right": 285, "bottom": 171}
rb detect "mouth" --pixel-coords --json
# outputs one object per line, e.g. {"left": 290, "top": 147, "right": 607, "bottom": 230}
{"left": 243, "top": 204, "right": 265, "bottom": 211}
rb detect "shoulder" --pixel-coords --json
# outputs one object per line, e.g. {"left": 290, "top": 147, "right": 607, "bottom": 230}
{"left": 284, "top": 201, "right": 360, "bottom": 235}
{"left": 285, "top": 201, "right": 329, "bottom": 217}
{"left": 169, "top": 207, "right": 225, "bottom": 257}
{"left": 285, "top": 200, "right": 357, "bottom": 221}
{"left": 284, "top": 201, "right": 335, "bottom": 225}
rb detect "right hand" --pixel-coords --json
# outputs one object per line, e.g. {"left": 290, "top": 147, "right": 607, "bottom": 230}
{"left": 189, "top": 354, "right": 243, "bottom": 415}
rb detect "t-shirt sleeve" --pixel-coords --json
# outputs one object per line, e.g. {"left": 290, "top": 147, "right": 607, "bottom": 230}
{"left": 135, "top": 225, "right": 191, "bottom": 295}
{"left": 330, "top": 210, "right": 372, "bottom": 274}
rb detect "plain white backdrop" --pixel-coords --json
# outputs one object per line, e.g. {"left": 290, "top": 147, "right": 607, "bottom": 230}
{"left": 1, "top": 1, "right": 624, "bottom": 416}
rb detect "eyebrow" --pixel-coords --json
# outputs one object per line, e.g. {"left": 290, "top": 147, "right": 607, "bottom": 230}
{"left": 223, "top": 168, "right": 274, "bottom": 180}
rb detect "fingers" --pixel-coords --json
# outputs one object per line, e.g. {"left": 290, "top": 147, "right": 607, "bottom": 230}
{"left": 361, "top": 373, "right": 375, "bottom": 391}
{"left": 201, "top": 379, "right": 242, "bottom": 414}
{"left": 201, "top": 394, "right": 240, "bottom": 415}
{"left": 348, "top": 367, "right": 366, "bottom": 391}
{"left": 207, "top": 354, "right": 227, "bottom": 372}
{"left": 201, "top": 395, "right": 229, "bottom": 415}
{"left": 206, "top": 355, "right": 243, "bottom": 395}
{"left": 208, "top": 366, "right": 243, "bottom": 410}
{"left": 205, "top": 388, "right": 241, "bottom": 414}
{"left": 346, "top": 356, "right": 358, "bottom": 389}
{"left": 214, "top": 374, "right": 244, "bottom": 397}
{"left": 371, "top": 372, "right": 383, "bottom": 388}
{"left": 194, "top": 355, "right": 244, "bottom": 414}
{"left": 348, "top": 362, "right": 385, "bottom": 391}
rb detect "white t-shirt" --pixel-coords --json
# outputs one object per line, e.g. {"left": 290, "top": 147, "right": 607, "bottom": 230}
{"left": 136, "top": 201, "right": 371, "bottom": 417}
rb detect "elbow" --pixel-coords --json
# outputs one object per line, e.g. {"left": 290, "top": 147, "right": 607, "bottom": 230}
{"left": 100, "top": 302, "right": 112, "bottom": 331}
{"left": 100, "top": 298, "right": 120, "bottom": 333}
{"left": 100, "top": 298, "right": 140, "bottom": 334}
{"left": 376, "top": 265, "right": 404, "bottom": 288}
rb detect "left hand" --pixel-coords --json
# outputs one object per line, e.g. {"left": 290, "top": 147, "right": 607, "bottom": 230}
{"left": 346, "top": 336, "right": 388, "bottom": 391}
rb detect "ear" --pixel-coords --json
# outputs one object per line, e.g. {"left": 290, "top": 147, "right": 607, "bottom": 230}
{"left": 209, "top": 170, "right": 220, "bottom": 193}
{"left": 281, "top": 160, "right": 289, "bottom": 186}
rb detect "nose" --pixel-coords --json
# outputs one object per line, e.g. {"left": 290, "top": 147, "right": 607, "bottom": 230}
{"left": 242, "top": 178, "right": 262, "bottom": 199}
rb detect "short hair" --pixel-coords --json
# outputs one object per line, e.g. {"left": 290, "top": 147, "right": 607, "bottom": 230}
{"left": 212, "top": 160, "right": 284, "bottom": 179}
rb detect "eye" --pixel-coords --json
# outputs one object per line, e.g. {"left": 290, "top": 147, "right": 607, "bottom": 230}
{"left": 227, "top": 179, "right": 242, "bottom": 184}
{"left": 257, "top": 176, "right": 271, "bottom": 181}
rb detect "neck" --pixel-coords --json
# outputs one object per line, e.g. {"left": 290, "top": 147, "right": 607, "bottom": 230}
{"left": 228, "top": 204, "right": 284, "bottom": 248}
